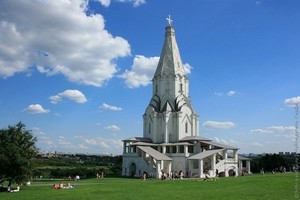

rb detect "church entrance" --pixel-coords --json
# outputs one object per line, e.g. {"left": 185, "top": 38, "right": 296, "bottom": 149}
{"left": 129, "top": 162, "right": 137, "bottom": 177}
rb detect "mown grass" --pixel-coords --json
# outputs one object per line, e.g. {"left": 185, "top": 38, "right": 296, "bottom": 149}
{"left": 0, "top": 173, "right": 298, "bottom": 200}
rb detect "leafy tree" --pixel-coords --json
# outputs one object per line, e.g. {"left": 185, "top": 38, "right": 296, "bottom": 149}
{"left": 0, "top": 122, "right": 38, "bottom": 184}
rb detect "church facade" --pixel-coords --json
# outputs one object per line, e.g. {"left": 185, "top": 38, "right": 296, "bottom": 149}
{"left": 122, "top": 18, "right": 250, "bottom": 179}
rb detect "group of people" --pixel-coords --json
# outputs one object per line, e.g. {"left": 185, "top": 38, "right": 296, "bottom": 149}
{"left": 160, "top": 170, "right": 185, "bottom": 180}
{"left": 96, "top": 172, "right": 104, "bottom": 179}
{"left": 1, "top": 180, "right": 20, "bottom": 192}
{"left": 53, "top": 182, "right": 75, "bottom": 189}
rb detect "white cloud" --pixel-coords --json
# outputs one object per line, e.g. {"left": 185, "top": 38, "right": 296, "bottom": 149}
{"left": 250, "top": 129, "right": 272, "bottom": 134}
{"left": 105, "top": 124, "right": 121, "bottom": 131}
{"left": 96, "top": 0, "right": 111, "bottom": 7}
{"left": 214, "top": 92, "right": 223, "bottom": 96}
{"left": 50, "top": 89, "right": 87, "bottom": 104}
{"left": 119, "top": 55, "right": 159, "bottom": 88}
{"left": 85, "top": 139, "right": 98, "bottom": 146}
{"left": 117, "top": 0, "right": 146, "bottom": 7}
{"left": 101, "top": 103, "right": 122, "bottom": 111}
{"left": 284, "top": 96, "right": 300, "bottom": 107}
{"left": 203, "top": 121, "right": 235, "bottom": 129}
{"left": 84, "top": 137, "right": 122, "bottom": 149}
{"left": 23, "top": 104, "right": 50, "bottom": 114}
{"left": 0, "top": 0, "right": 130, "bottom": 86}
{"left": 251, "top": 126, "right": 295, "bottom": 134}
{"left": 49, "top": 95, "right": 62, "bottom": 104}
{"left": 227, "top": 90, "right": 236, "bottom": 96}
{"left": 32, "top": 127, "right": 46, "bottom": 135}
{"left": 214, "top": 90, "right": 236, "bottom": 96}
{"left": 32, "top": 127, "right": 56, "bottom": 149}
{"left": 183, "top": 63, "right": 192, "bottom": 74}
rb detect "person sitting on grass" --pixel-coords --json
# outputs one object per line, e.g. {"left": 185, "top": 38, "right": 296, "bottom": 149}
{"left": 203, "top": 171, "right": 210, "bottom": 182}
{"left": 10, "top": 185, "right": 20, "bottom": 192}
{"left": 53, "top": 184, "right": 59, "bottom": 189}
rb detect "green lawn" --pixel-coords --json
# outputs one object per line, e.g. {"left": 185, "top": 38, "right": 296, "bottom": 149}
{"left": 0, "top": 173, "right": 298, "bottom": 200}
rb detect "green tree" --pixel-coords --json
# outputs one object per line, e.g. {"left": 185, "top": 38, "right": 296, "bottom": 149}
{"left": 0, "top": 122, "right": 38, "bottom": 184}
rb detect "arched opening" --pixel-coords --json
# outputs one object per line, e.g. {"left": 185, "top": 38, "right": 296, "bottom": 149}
{"left": 228, "top": 168, "right": 237, "bottom": 177}
{"left": 129, "top": 162, "right": 137, "bottom": 177}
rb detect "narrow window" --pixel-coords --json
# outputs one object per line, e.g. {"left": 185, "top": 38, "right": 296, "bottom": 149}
{"left": 148, "top": 123, "right": 151, "bottom": 134}
{"left": 185, "top": 122, "right": 188, "bottom": 133}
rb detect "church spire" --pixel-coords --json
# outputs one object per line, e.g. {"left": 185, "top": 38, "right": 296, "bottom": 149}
{"left": 153, "top": 16, "right": 186, "bottom": 79}
{"left": 143, "top": 16, "right": 199, "bottom": 143}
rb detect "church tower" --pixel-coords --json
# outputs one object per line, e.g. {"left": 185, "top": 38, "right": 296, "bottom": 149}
{"left": 123, "top": 16, "right": 242, "bottom": 179}
{"left": 143, "top": 16, "right": 199, "bottom": 143}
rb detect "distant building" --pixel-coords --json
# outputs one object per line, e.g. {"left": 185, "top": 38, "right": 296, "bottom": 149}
{"left": 122, "top": 17, "right": 250, "bottom": 178}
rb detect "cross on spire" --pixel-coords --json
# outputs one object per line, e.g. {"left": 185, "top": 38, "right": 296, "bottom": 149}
{"left": 166, "top": 15, "right": 173, "bottom": 26}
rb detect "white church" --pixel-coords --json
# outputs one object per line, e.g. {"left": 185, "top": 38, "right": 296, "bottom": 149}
{"left": 122, "top": 17, "right": 251, "bottom": 179}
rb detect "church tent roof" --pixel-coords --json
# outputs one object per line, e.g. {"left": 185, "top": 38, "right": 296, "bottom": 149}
{"left": 131, "top": 142, "right": 157, "bottom": 146}
{"left": 203, "top": 141, "right": 239, "bottom": 150}
{"left": 159, "top": 142, "right": 193, "bottom": 146}
{"left": 122, "top": 137, "right": 152, "bottom": 143}
{"left": 138, "top": 146, "right": 172, "bottom": 161}
{"left": 187, "top": 149, "right": 224, "bottom": 160}
{"left": 131, "top": 142, "right": 193, "bottom": 146}
{"left": 238, "top": 155, "right": 252, "bottom": 161}
{"left": 179, "top": 136, "right": 212, "bottom": 142}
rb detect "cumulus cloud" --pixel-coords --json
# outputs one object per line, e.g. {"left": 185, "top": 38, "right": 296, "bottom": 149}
{"left": 119, "top": 55, "right": 192, "bottom": 88}
{"left": 0, "top": 0, "right": 130, "bottom": 86}
{"left": 119, "top": 55, "right": 159, "bottom": 88}
{"left": 31, "top": 127, "right": 56, "bottom": 149}
{"left": 203, "top": 121, "right": 235, "bottom": 129}
{"left": 50, "top": 89, "right": 87, "bottom": 104}
{"left": 284, "top": 96, "right": 300, "bottom": 107}
{"left": 101, "top": 103, "right": 122, "bottom": 111}
{"left": 251, "top": 126, "right": 295, "bottom": 134}
{"left": 117, "top": 0, "right": 146, "bottom": 7}
{"left": 105, "top": 124, "right": 121, "bottom": 131}
{"left": 96, "top": 0, "right": 111, "bottom": 7}
{"left": 84, "top": 137, "right": 122, "bottom": 149}
{"left": 23, "top": 104, "right": 50, "bottom": 114}
{"left": 183, "top": 63, "right": 192, "bottom": 74}
{"left": 214, "top": 90, "right": 236, "bottom": 97}
{"left": 227, "top": 90, "right": 236, "bottom": 96}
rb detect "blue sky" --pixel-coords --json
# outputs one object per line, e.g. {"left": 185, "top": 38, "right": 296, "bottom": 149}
{"left": 0, "top": 0, "right": 299, "bottom": 155}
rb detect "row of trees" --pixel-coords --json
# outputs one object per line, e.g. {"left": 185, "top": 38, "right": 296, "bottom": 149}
{"left": 250, "top": 153, "right": 297, "bottom": 173}
{"left": 33, "top": 155, "right": 122, "bottom": 179}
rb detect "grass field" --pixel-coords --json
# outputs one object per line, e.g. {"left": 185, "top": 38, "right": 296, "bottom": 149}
{"left": 0, "top": 173, "right": 298, "bottom": 200}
